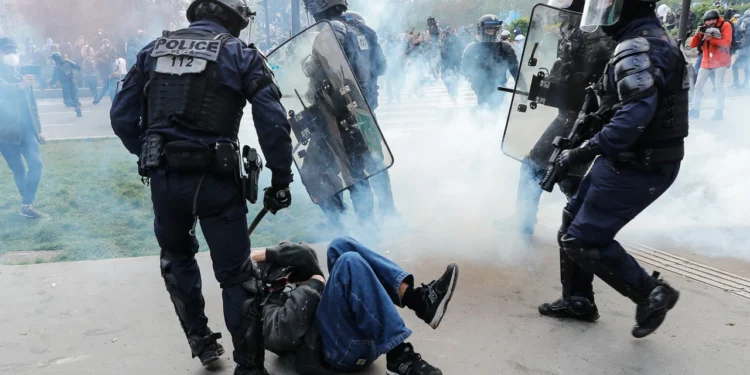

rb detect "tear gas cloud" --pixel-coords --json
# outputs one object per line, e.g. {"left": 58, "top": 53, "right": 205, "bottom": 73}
{"left": 267, "top": 0, "right": 750, "bottom": 264}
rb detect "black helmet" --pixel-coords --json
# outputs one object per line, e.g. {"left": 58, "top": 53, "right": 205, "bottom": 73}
{"left": 50, "top": 52, "right": 62, "bottom": 61}
{"left": 187, "top": 0, "right": 253, "bottom": 30}
{"left": 304, "top": 0, "right": 348, "bottom": 17}
{"left": 703, "top": 9, "right": 720, "bottom": 21}
{"left": 477, "top": 14, "right": 502, "bottom": 43}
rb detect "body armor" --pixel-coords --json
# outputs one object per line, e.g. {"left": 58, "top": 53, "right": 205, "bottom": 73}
{"left": 603, "top": 27, "right": 689, "bottom": 152}
{"left": 146, "top": 28, "right": 246, "bottom": 138}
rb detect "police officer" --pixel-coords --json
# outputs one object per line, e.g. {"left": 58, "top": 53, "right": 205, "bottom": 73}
{"left": 109, "top": 0, "right": 293, "bottom": 373}
{"left": 515, "top": 0, "right": 614, "bottom": 236}
{"left": 303, "top": 0, "right": 398, "bottom": 229}
{"left": 49, "top": 52, "right": 83, "bottom": 117}
{"left": 538, "top": 0, "right": 687, "bottom": 338}
{"left": 460, "top": 14, "right": 520, "bottom": 109}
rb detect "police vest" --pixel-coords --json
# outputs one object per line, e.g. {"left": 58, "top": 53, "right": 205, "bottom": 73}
{"left": 146, "top": 28, "right": 246, "bottom": 138}
{"left": 338, "top": 20, "right": 375, "bottom": 101}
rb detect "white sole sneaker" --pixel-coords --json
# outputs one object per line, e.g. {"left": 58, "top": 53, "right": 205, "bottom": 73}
{"left": 428, "top": 265, "right": 458, "bottom": 329}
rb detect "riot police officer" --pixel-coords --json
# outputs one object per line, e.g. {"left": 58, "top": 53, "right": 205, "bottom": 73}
{"left": 109, "top": 0, "right": 293, "bottom": 373}
{"left": 303, "top": 0, "right": 398, "bottom": 229}
{"left": 460, "top": 14, "right": 520, "bottom": 109}
{"left": 538, "top": 0, "right": 687, "bottom": 338}
{"left": 515, "top": 0, "right": 614, "bottom": 236}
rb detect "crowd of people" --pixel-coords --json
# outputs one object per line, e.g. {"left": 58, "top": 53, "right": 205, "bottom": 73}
{"left": 19, "top": 29, "right": 149, "bottom": 110}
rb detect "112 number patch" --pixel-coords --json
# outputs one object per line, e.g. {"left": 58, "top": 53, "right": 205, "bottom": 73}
{"left": 155, "top": 55, "right": 207, "bottom": 75}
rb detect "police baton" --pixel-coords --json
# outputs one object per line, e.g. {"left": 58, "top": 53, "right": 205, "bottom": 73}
{"left": 247, "top": 190, "right": 289, "bottom": 236}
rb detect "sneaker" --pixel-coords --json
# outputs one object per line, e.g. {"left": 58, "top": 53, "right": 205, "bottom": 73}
{"left": 188, "top": 330, "right": 225, "bottom": 366}
{"left": 386, "top": 343, "right": 442, "bottom": 375}
{"left": 632, "top": 277, "right": 680, "bottom": 339}
{"left": 19, "top": 204, "right": 47, "bottom": 219}
{"left": 75, "top": 108, "right": 83, "bottom": 117}
{"left": 539, "top": 296, "right": 600, "bottom": 322}
{"left": 414, "top": 264, "right": 459, "bottom": 329}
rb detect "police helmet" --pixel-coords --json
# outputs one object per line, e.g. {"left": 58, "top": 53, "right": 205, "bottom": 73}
{"left": 344, "top": 11, "right": 365, "bottom": 24}
{"left": 548, "top": 0, "right": 586, "bottom": 12}
{"left": 187, "top": 0, "right": 253, "bottom": 31}
{"left": 500, "top": 30, "right": 511, "bottom": 41}
{"left": 477, "top": 14, "right": 502, "bottom": 42}
{"left": 50, "top": 52, "right": 62, "bottom": 62}
{"left": 703, "top": 9, "right": 720, "bottom": 21}
{"left": 304, "top": 0, "right": 348, "bottom": 17}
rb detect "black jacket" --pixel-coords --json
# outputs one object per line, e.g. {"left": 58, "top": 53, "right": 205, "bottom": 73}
{"left": 263, "top": 279, "right": 335, "bottom": 375}
{"left": 0, "top": 64, "right": 42, "bottom": 145}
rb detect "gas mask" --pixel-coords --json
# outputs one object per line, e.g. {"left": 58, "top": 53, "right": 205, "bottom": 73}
{"left": 3, "top": 53, "right": 20, "bottom": 67}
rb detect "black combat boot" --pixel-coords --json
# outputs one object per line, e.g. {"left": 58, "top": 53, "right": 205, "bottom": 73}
{"left": 234, "top": 365, "right": 270, "bottom": 375}
{"left": 539, "top": 296, "right": 600, "bottom": 322}
{"left": 188, "top": 329, "right": 225, "bottom": 366}
{"left": 632, "top": 276, "right": 680, "bottom": 338}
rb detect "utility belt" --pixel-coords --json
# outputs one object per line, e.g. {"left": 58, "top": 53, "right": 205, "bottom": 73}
{"left": 139, "top": 133, "right": 263, "bottom": 204}
{"left": 609, "top": 145, "right": 684, "bottom": 171}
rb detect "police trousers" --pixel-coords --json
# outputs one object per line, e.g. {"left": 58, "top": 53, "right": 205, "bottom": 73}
{"left": 561, "top": 157, "right": 681, "bottom": 303}
{"left": 149, "top": 171, "right": 253, "bottom": 348}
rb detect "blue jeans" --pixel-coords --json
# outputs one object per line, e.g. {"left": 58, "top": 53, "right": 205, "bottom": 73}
{"left": 317, "top": 237, "right": 412, "bottom": 371}
{"left": 95, "top": 77, "right": 116, "bottom": 103}
{"left": 0, "top": 132, "right": 43, "bottom": 205}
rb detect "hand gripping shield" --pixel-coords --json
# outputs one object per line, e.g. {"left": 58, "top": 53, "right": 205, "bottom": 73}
{"left": 266, "top": 21, "right": 394, "bottom": 204}
{"left": 502, "top": 4, "right": 613, "bottom": 174}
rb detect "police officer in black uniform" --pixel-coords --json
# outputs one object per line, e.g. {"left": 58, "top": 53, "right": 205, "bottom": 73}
{"left": 538, "top": 0, "right": 687, "bottom": 338}
{"left": 460, "top": 14, "right": 520, "bottom": 109}
{"left": 516, "top": 0, "right": 614, "bottom": 236}
{"left": 49, "top": 52, "right": 83, "bottom": 117}
{"left": 303, "top": 0, "right": 397, "bottom": 229}
{"left": 110, "top": 0, "right": 293, "bottom": 373}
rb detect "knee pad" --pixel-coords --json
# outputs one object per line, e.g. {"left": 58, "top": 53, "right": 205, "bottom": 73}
{"left": 561, "top": 235, "right": 644, "bottom": 303}
{"left": 557, "top": 209, "right": 575, "bottom": 248}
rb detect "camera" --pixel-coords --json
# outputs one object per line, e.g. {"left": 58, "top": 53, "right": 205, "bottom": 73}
{"left": 699, "top": 25, "right": 708, "bottom": 33}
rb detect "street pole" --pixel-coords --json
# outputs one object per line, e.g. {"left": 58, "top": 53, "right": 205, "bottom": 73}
{"left": 678, "top": 0, "right": 691, "bottom": 44}
{"left": 264, "top": 0, "right": 270, "bottom": 48}
{"left": 292, "top": 0, "right": 300, "bottom": 35}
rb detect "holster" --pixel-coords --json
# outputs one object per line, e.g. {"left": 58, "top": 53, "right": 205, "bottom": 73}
{"left": 241, "top": 145, "right": 263, "bottom": 204}
{"left": 139, "top": 133, "right": 164, "bottom": 178}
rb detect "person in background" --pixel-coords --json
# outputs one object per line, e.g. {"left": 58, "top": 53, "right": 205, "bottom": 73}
{"left": 49, "top": 52, "right": 83, "bottom": 117}
{"left": 82, "top": 54, "right": 99, "bottom": 98}
{"left": 93, "top": 54, "right": 127, "bottom": 105}
{"left": 689, "top": 9, "right": 733, "bottom": 121}
{"left": 0, "top": 37, "right": 47, "bottom": 218}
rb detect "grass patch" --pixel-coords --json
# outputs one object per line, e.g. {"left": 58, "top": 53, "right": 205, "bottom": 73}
{"left": 0, "top": 138, "right": 328, "bottom": 262}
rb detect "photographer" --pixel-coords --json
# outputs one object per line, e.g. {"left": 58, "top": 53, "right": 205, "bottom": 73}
{"left": 253, "top": 237, "right": 459, "bottom": 375}
{"left": 689, "top": 9, "right": 733, "bottom": 121}
{"left": 0, "top": 37, "right": 46, "bottom": 218}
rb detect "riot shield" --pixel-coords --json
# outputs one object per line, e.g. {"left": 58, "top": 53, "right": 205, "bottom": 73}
{"left": 267, "top": 21, "right": 394, "bottom": 204}
{"left": 502, "top": 4, "right": 613, "bottom": 174}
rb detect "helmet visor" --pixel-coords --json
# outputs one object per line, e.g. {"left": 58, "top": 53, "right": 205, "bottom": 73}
{"left": 548, "top": 0, "right": 574, "bottom": 8}
{"left": 580, "top": 0, "right": 624, "bottom": 32}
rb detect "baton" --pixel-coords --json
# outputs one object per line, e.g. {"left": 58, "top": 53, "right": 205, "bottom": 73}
{"left": 248, "top": 208, "right": 269, "bottom": 236}
{"left": 247, "top": 190, "right": 289, "bottom": 236}
{"left": 497, "top": 86, "right": 529, "bottom": 96}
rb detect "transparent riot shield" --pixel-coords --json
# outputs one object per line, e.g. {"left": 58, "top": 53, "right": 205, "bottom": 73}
{"left": 267, "top": 21, "right": 394, "bottom": 204}
{"left": 502, "top": 4, "right": 613, "bottom": 174}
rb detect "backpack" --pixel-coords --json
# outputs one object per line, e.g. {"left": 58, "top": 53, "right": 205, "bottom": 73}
{"left": 727, "top": 20, "right": 740, "bottom": 53}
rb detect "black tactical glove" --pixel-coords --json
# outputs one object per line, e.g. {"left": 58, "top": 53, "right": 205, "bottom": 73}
{"left": 265, "top": 241, "right": 324, "bottom": 282}
{"left": 263, "top": 185, "right": 291, "bottom": 214}
{"left": 557, "top": 140, "right": 600, "bottom": 171}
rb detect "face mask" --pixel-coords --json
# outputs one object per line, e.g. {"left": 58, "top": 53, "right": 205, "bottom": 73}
{"left": 3, "top": 53, "right": 20, "bottom": 67}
